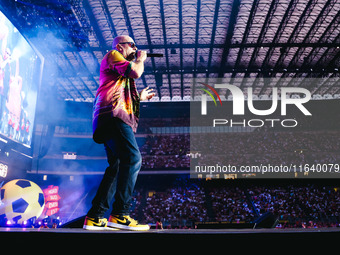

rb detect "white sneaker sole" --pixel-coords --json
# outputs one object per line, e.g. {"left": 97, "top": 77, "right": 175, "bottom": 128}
{"left": 83, "top": 225, "right": 118, "bottom": 231}
{"left": 107, "top": 222, "right": 150, "bottom": 231}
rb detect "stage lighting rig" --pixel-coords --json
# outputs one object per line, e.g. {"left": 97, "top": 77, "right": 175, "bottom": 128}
{"left": 2, "top": 0, "right": 91, "bottom": 50}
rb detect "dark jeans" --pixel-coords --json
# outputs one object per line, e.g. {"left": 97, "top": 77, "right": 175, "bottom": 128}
{"left": 87, "top": 118, "right": 142, "bottom": 218}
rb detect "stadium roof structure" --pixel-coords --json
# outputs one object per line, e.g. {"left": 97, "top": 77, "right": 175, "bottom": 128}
{"left": 1, "top": 0, "right": 340, "bottom": 102}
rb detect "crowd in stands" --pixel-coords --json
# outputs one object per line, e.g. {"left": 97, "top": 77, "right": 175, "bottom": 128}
{"left": 139, "top": 181, "right": 208, "bottom": 226}
{"left": 140, "top": 135, "right": 189, "bottom": 156}
{"left": 209, "top": 186, "right": 254, "bottom": 222}
{"left": 139, "top": 130, "right": 340, "bottom": 170}
{"left": 249, "top": 185, "right": 340, "bottom": 224}
{"left": 190, "top": 131, "right": 340, "bottom": 156}
{"left": 140, "top": 134, "right": 190, "bottom": 169}
{"left": 142, "top": 155, "right": 189, "bottom": 170}
{"left": 127, "top": 180, "right": 340, "bottom": 229}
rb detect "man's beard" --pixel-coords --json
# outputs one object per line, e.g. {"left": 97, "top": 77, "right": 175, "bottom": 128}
{"left": 126, "top": 52, "right": 135, "bottom": 61}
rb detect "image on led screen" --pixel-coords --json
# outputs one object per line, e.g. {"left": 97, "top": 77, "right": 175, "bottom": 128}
{"left": 0, "top": 11, "right": 40, "bottom": 147}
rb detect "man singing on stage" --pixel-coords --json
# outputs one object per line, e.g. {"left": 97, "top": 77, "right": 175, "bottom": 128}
{"left": 83, "top": 35, "right": 155, "bottom": 231}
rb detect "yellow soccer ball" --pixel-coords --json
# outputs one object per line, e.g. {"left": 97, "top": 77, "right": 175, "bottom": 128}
{"left": 0, "top": 179, "right": 45, "bottom": 224}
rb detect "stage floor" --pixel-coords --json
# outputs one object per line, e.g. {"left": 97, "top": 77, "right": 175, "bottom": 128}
{"left": 1, "top": 227, "right": 340, "bottom": 246}
{"left": 1, "top": 227, "right": 340, "bottom": 234}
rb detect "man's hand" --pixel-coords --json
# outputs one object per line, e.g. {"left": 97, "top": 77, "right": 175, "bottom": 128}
{"left": 140, "top": 86, "right": 155, "bottom": 101}
{"left": 136, "top": 50, "right": 147, "bottom": 62}
{"left": 129, "top": 50, "right": 147, "bottom": 79}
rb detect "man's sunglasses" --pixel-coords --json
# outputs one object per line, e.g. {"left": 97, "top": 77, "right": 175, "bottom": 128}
{"left": 119, "top": 42, "right": 136, "bottom": 48}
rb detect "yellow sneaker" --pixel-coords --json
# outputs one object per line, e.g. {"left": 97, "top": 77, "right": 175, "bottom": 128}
{"left": 107, "top": 215, "right": 150, "bottom": 231}
{"left": 83, "top": 216, "right": 116, "bottom": 230}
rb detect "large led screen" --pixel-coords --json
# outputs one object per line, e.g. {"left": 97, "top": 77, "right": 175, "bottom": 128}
{"left": 0, "top": 11, "right": 41, "bottom": 148}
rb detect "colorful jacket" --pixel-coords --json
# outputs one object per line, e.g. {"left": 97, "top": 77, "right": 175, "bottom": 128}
{"left": 93, "top": 50, "right": 140, "bottom": 143}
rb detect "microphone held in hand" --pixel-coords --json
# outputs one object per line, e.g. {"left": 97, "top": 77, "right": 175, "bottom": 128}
{"left": 134, "top": 51, "right": 164, "bottom": 59}
{"left": 146, "top": 53, "right": 164, "bottom": 57}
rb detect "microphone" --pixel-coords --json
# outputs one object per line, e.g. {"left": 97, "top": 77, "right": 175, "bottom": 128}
{"left": 147, "top": 53, "right": 163, "bottom": 57}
